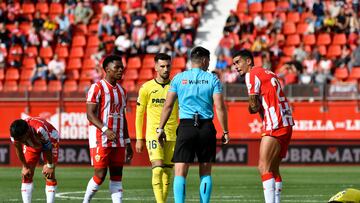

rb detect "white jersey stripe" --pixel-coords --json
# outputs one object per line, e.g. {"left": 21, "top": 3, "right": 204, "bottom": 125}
{"left": 100, "top": 80, "right": 110, "bottom": 148}
{"left": 118, "top": 84, "right": 125, "bottom": 147}
{"left": 269, "top": 107, "right": 279, "bottom": 129}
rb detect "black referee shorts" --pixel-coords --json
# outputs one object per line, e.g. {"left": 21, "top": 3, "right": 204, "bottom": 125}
{"left": 172, "top": 119, "right": 217, "bottom": 163}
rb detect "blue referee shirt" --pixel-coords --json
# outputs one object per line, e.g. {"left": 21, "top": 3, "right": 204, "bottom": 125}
{"left": 169, "top": 68, "right": 223, "bottom": 119}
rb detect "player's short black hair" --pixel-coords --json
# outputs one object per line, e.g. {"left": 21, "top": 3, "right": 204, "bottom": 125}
{"left": 190, "top": 46, "right": 210, "bottom": 63}
{"left": 232, "top": 49, "right": 254, "bottom": 66}
{"left": 154, "top": 53, "right": 171, "bottom": 62}
{"left": 102, "top": 55, "right": 123, "bottom": 70}
{"left": 10, "top": 119, "right": 29, "bottom": 140}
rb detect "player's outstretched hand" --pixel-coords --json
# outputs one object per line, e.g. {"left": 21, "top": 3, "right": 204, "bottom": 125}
{"left": 157, "top": 131, "right": 166, "bottom": 148}
{"left": 105, "top": 129, "right": 116, "bottom": 141}
{"left": 125, "top": 144, "right": 133, "bottom": 163}
{"left": 42, "top": 165, "right": 55, "bottom": 179}
{"left": 222, "top": 133, "right": 230, "bottom": 145}
{"left": 22, "top": 166, "right": 32, "bottom": 178}
{"left": 135, "top": 139, "right": 144, "bottom": 153}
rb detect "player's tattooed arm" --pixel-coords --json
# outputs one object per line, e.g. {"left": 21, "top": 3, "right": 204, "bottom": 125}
{"left": 248, "top": 95, "right": 261, "bottom": 114}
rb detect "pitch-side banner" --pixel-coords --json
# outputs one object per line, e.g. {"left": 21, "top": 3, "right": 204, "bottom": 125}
{"left": 0, "top": 101, "right": 359, "bottom": 140}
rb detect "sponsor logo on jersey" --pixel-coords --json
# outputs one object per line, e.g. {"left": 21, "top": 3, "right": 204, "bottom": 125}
{"left": 152, "top": 98, "right": 166, "bottom": 104}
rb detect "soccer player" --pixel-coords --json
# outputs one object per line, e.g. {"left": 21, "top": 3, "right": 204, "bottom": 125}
{"left": 232, "top": 50, "right": 294, "bottom": 203}
{"left": 156, "top": 46, "right": 230, "bottom": 203}
{"left": 83, "top": 55, "right": 133, "bottom": 203}
{"left": 135, "top": 53, "right": 179, "bottom": 203}
{"left": 9, "top": 117, "right": 60, "bottom": 203}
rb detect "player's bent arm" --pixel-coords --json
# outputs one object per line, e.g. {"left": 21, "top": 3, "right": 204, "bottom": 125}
{"left": 14, "top": 142, "right": 28, "bottom": 167}
{"left": 135, "top": 100, "right": 146, "bottom": 140}
{"left": 248, "top": 94, "right": 261, "bottom": 114}
{"left": 213, "top": 93, "right": 229, "bottom": 133}
{"left": 158, "top": 91, "right": 177, "bottom": 129}
{"left": 86, "top": 102, "right": 106, "bottom": 130}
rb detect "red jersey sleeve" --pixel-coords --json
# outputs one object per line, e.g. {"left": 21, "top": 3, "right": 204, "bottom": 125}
{"left": 87, "top": 83, "right": 101, "bottom": 103}
{"left": 245, "top": 71, "right": 261, "bottom": 95}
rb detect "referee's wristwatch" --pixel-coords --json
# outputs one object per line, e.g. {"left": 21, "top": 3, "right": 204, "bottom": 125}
{"left": 156, "top": 128, "right": 164, "bottom": 134}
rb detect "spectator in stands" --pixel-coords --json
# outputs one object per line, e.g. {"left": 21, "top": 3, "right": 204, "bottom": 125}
{"left": 170, "top": 16, "right": 181, "bottom": 33}
{"left": 102, "top": 0, "right": 119, "bottom": 19}
{"left": 28, "top": 26, "right": 40, "bottom": 47}
{"left": 0, "top": 22, "right": 10, "bottom": 48}
{"left": 56, "top": 14, "right": 72, "bottom": 44}
{"left": 48, "top": 54, "right": 66, "bottom": 83}
{"left": 239, "top": 16, "right": 254, "bottom": 35}
{"left": 30, "top": 56, "right": 48, "bottom": 84}
{"left": 261, "top": 52, "right": 272, "bottom": 70}
{"left": 221, "top": 66, "right": 238, "bottom": 84}
{"left": 215, "top": 54, "right": 228, "bottom": 72}
{"left": 269, "top": 13, "right": 283, "bottom": 34}
{"left": 293, "top": 43, "right": 307, "bottom": 62}
{"left": 130, "top": 10, "right": 146, "bottom": 29}
{"left": 251, "top": 35, "right": 266, "bottom": 56}
{"left": 353, "top": 0, "right": 359, "bottom": 13}
{"left": 315, "top": 55, "right": 333, "bottom": 84}
{"left": 278, "top": 63, "right": 299, "bottom": 86}
{"left": 253, "top": 13, "right": 268, "bottom": 33}
{"left": 0, "top": 46, "right": 5, "bottom": 69}
{"left": 175, "top": 0, "right": 188, "bottom": 13}
{"left": 146, "top": 0, "right": 163, "bottom": 13}
{"left": 74, "top": 1, "right": 94, "bottom": 25}
{"left": 312, "top": 0, "right": 325, "bottom": 29}
{"left": 301, "top": 54, "right": 317, "bottom": 84}
{"left": 32, "top": 11, "right": 45, "bottom": 33}
{"left": 323, "top": 11, "right": 336, "bottom": 32}
{"left": 349, "top": 10, "right": 360, "bottom": 33}
{"left": 8, "top": 45, "right": 22, "bottom": 69}
{"left": 334, "top": 45, "right": 351, "bottom": 69}
{"left": 215, "top": 30, "right": 234, "bottom": 58}
{"left": 146, "top": 20, "right": 162, "bottom": 53}
{"left": 188, "top": 0, "right": 206, "bottom": 17}
{"left": 174, "top": 33, "right": 192, "bottom": 57}
{"left": 158, "top": 29, "right": 173, "bottom": 56}
{"left": 113, "top": 10, "right": 128, "bottom": 35}
{"left": 64, "top": 0, "right": 76, "bottom": 21}
{"left": 11, "top": 21, "right": 27, "bottom": 47}
{"left": 348, "top": 38, "right": 360, "bottom": 71}
{"left": 128, "top": 0, "right": 144, "bottom": 14}
{"left": 131, "top": 19, "right": 146, "bottom": 54}
{"left": 334, "top": 8, "right": 350, "bottom": 33}
{"left": 114, "top": 33, "right": 131, "bottom": 56}
{"left": 224, "top": 10, "right": 240, "bottom": 33}
{"left": 98, "top": 13, "right": 113, "bottom": 36}
{"left": 156, "top": 16, "right": 167, "bottom": 32}
{"left": 181, "top": 11, "right": 195, "bottom": 38}
{"left": 6, "top": 0, "right": 22, "bottom": 23}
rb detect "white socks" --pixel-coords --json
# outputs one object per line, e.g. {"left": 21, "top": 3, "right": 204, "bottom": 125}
{"left": 21, "top": 182, "right": 33, "bottom": 203}
{"left": 83, "top": 177, "right": 100, "bottom": 203}
{"left": 45, "top": 184, "right": 57, "bottom": 203}
{"left": 109, "top": 180, "right": 123, "bottom": 203}
{"left": 275, "top": 176, "right": 282, "bottom": 203}
{"left": 262, "top": 173, "right": 275, "bottom": 203}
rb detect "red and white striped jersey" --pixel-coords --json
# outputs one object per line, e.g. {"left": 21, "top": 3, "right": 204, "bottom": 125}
{"left": 86, "top": 79, "right": 127, "bottom": 148}
{"left": 245, "top": 67, "right": 294, "bottom": 132}
{"left": 11, "top": 117, "right": 59, "bottom": 149}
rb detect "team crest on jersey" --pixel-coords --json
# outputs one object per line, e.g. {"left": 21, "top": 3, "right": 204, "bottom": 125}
{"left": 95, "top": 154, "right": 100, "bottom": 162}
{"left": 182, "top": 79, "right": 188, "bottom": 84}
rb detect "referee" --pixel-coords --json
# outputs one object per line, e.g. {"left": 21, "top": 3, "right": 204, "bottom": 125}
{"left": 156, "top": 46, "right": 230, "bottom": 203}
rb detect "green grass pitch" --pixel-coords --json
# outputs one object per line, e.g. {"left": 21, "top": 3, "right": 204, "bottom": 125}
{"left": 0, "top": 166, "right": 359, "bottom": 202}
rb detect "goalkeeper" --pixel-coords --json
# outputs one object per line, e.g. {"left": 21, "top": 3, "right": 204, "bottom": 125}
{"left": 135, "top": 53, "right": 179, "bottom": 203}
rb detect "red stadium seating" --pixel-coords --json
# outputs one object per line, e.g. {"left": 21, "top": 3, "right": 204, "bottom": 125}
{"left": 127, "top": 57, "right": 142, "bottom": 69}
{"left": 327, "top": 45, "right": 341, "bottom": 58}
{"left": 0, "top": 69, "right": 4, "bottom": 81}
{"left": 286, "top": 34, "right": 300, "bottom": 46}
{"left": 22, "top": 3, "right": 35, "bottom": 15}
{"left": 72, "top": 35, "right": 86, "bottom": 47}
{"left": 48, "top": 80, "right": 62, "bottom": 92}
{"left": 283, "top": 22, "right": 296, "bottom": 35}
{"left": 40, "top": 47, "right": 54, "bottom": 59}
{"left": 67, "top": 58, "right": 82, "bottom": 70}
{"left": 296, "top": 23, "right": 308, "bottom": 34}
{"left": 172, "top": 57, "right": 186, "bottom": 70}
{"left": 349, "top": 67, "right": 360, "bottom": 80}
{"left": 138, "top": 69, "right": 154, "bottom": 80}
{"left": 142, "top": 55, "right": 155, "bottom": 69}
{"left": 316, "top": 33, "right": 331, "bottom": 46}
{"left": 332, "top": 33, "right": 346, "bottom": 45}
{"left": 80, "top": 69, "right": 95, "bottom": 81}
{"left": 23, "top": 58, "right": 36, "bottom": 69}
{"left": 121, "top": 80, "right": 136, "bottom": 92}
{"left": 25, "top": 46, "right": 38, "bottom": 57}
{"left": 49, "top": 3, "right": 63, "bottom": 16}
{"left": 66, "top": 70, "right": 80, "bottom": 80}
{"left": 55, "top": 46, "right": 69, "bottom": 58}
{"left": 70, "top": 47, "right": 84, "bottom": 58}
{"left": 18, "top": 80, "right": 31, "bottom": 92}
{"left": 303, "top": 34, "right": 316, "bottom": 45}
{"left": 282, "top": 46, "right": 295, "bottom": 56}
{"left": 249, "top": 2, "right": 262, "bottom": 14}
{"left": 20, "top": 70, "right": 33, "bottom": 81}
{"left": 32, "top": 80, "right": 47, "bottom": 92}
{"left": 78, "top": 80, "right": 92, "bottom": 92}
{"left": 83, "top": 59, "right": 96, "bottom": 69}
{"left": 334, "top": 68, "right": 349, "bottom": 80}
{"left": 4, "top": 81, "right": 18, "bottom": 92}
{"left": 262, "top": 1, "right": 276, "bottom": 13}
{"left": 123, "top": 69, "right": 139, "bottom": 80}
{"left": 5, "top": 69, "right": 20, "bottom": 81}
{"left": 36, "top": 2, "right": 49, "bottom": 14}
{"left": 63, "top": 80, "right": 78, "bottom": 92}
{"left": 286, "top": 12, "right": 300, "bottom": 23}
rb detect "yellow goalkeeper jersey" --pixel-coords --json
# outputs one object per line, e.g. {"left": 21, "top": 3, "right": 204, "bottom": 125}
{"left": 136, "top": 79, "right": 179, "bottom": 141}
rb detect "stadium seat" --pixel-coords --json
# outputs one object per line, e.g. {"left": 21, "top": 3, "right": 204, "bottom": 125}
{"left": 48, "top": 80, "right": 62, "bottom": 92}
{"left": 262, "top": 1, "right": 276, "bottom": 13}
{"left": 296, "top": 23, "right": 308, "bottom": 34}
{"left": 3, "top": 81, "right": 18, "bottom": 92}
{"left": 5, "top": 69, "right": 20, "bottom": 81}
{"left": 332, "top": 33, "right": 346, "bottom": 45}
{"left": 63, "top": 80, "right": 78, "bottom": 92}
{"left": 277, "top": 1, "right": 290, "bottom": 10}
{"left": 80, "top": 69, "right": 94, "bottom": 81}
{"left": 20, "top": 70, "right": 33, "bottom": 81}
{"left": 172, "top": 57, "right": 186, "bottom": 70}
{"left": 334, "top": 68, "right": 349, "bottom": 80}
{"left": 318, "top": 45, "right": 327, "bottom": 56}
{"left": 70, "top": 47, "right": 84, "bottom": 58}
{"left": 237, "top": 2, "right": 248, "bottom": 13}
{"left": 249, "top": 2, "right": 262, "bottom": 14}
{"left": 40, "top": 47, "right": 54, "bottom": 59}
{"left": 327, "top": 45, "right": 341, "bottom": 58}
{"left": 316, "top": 33, "right": 331, "bottom": 45}
{"left": 303, "top": 34, "right": 316, "bottom": 45}
{"left": 23, "top": 58, "right": 36, "bottom": 69}
{"left": 78, "top": 80, "right": 91, "bottom": 93}
{"left": 85, "top": 47, "right": 98, "bottom": 57}
{"left": 0, "top": 81, "right": 3, "bottom": 91}
{"left": 300, "top": 11, "right": 312, "bottom": 22}
{"left": 72, "top": 35, "right": 86, "bottom": 47}
{"left": 32, "top": 80, "right": 47, "bottom": 92}
{"left": 286, "top": 12, "right": 300, "bottom": 23}
{"left": 67, "top": 58, "right": 82, "bottom": 70}
{"left": 283, "top": 22, "right": 296, "bottom": 35}
{"left": 127, "top": 57, "right": 142, "bottom": 69}
{"left": 286, "top": 34, "right": 300, "bottom": 46}
{"left": 55, "top": 46, "right": 69, "bottom": 58}
{"left": 66, "top": 70, "right": 80, "bottom": 80}
{"left": 22, "top": 3, "right": 35, "bottom": 15}
{"left": 282, "top": 46, "right": 295, "bottom": 56}
{"left": 74, "top": 24, "right": 88, "bottom": 35}
{"left": 49, "top": 3, "right": 63, "bottom": 15}
{"left": 142, "top": 55, "right": 155, "bottom": 69}
{"left": 160, "top": 13, "right": 172, "bottom": 24}
{"left": 36, "top": 2, "right": 49, "bottom": 14}
{"left": 88, "top": 23, "right": 99, "bottom": 34}
{"left": 121, "top": 80, "right": 136, "bottom": 92}
{"left": 145, "top": 13, "right": 158, "bottom": 23}
{"left": 138, "top": 69, "right": 154, "bottom": 80}
{"left": 18, "top": 80, "right": 32, "bottom": 92}
{"left": 349, "top": 67, "right": 360, "bottom": 80}
{"left": 25, "top": 46, "right": 38, "bottom": 57}
{"left": 170, "top": 68, "right": 183, "bottom": 79}
{"left": 20, "top": 23, "right": 31, "bottom": 34}
{"left": 0, "top": 68, "right": 4, "bottom": 81}
{"left": 123, "top": 69, "right": 139, "bottom": 80}
{"left": 83, "top": 59, "right": 96, "bottom": 69}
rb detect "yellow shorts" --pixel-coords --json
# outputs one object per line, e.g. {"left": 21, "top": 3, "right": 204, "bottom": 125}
{"left": 146, "top": 139, "right": 175, "bottom": 165}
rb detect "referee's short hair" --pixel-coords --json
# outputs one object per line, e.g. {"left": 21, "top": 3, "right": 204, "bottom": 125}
{"left": 190, "top": 46, "right": 210, "bottom": 64}
{"left": 232, "top": 49, "right": 254, "bottom": 66}
{"left": 102, "top": 55, "right": 123, "bottom": 70}
{"left": 154, "top": 53, "right": 171, "bottom": 62}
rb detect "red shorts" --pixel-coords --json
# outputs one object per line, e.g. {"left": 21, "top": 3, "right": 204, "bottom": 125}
{"left": 23, "top": 142, "right": 59, "bottom": 166}
{"left": 90, "top": 147, "right": 125, "bottom": 168}
{"left": 264, "top": 126, "right": 292, "bottom": 158}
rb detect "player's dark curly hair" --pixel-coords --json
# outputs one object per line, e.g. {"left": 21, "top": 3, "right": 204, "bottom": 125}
{"left": 154, "top": 53, "right": 171, "bottom": 62}
{"left": 10, "top": 119, "right": 29, "bottom": 140}
{"left": 102, "top": 54, "right": 123, "bottom": 70}
{"left": 190, "top": 46, "right": 210, "bottom": 63}
{"left": 232, "top": 49, "right": 254, "bottom": 66}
